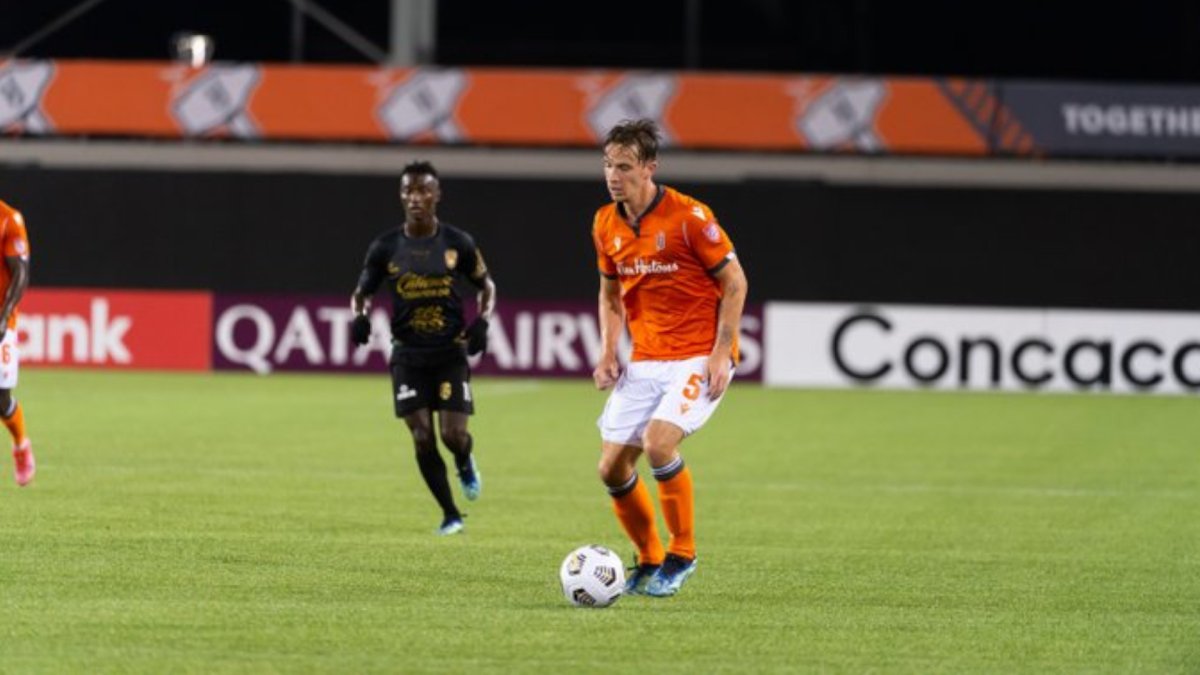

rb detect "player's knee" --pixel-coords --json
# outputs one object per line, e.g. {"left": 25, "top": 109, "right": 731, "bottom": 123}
{"left": 440, "top": 427, "right": 469, "bottom": 453}
{"left": 407, "top": 424, "right": 436, "bottom": 446}
{"left": 412, "top": 438, "right": 439, "bottom": 457}
{"left": 596, "top": 455, "right": 631, "bottom": 485}
{"left": 641, "top": 439, "right": 679, "bottom": 467}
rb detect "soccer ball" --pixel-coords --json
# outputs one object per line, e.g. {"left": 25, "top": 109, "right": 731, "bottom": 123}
{"left": 559, "top": 545, "right": 625, "bottom": 608}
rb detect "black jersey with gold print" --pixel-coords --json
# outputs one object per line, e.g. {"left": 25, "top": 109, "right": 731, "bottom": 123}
{"left": 356, "top": 222, "right": 489, "bottom": 361}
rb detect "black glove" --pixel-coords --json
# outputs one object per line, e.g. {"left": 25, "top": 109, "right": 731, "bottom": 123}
{"left": 464, "top": 317, "right": 489, "bottom": 356}
{"left": 351, "top": 314, "right": 372, "bottom": 346}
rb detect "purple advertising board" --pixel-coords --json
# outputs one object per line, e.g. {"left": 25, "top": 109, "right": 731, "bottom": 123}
{"left": 1002, "top": 81, "right": 1200, "bottom": 158}
{"left": 213, "top": 293, "right": 763, "bottom": 381}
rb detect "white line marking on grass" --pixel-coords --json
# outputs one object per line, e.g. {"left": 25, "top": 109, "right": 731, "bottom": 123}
{"left": 758, "top": 482, "right": 1198, "bottom": 500}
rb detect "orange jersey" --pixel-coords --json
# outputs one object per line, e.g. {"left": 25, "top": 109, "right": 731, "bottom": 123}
{"left": 593, "top": 186, "right": 737, "bottom": 363}
{"left": 0, "top": 200, "right": 30, "bottom": 331}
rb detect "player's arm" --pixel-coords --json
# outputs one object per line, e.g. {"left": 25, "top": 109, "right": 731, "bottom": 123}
{"left": 464, "top": 245, "right": 496, "bottom": 322}
{"left": 0, "top": 255, "right": 29, "bottom": 339}
{"left": 475, "top": 273, "right": 496, "bottom": 322}
{"left": 593, "top": 275, "right": 623, "bottom": 390}
{"left": 459, "top": 243, "right": 495, "bottom": 355}
{"left": 350, "top": 239, "right": 387, "bottom": 344}
{"left": 461, "top": 272, "right": 495, "bottom": 356}
{"left": 707, "top": 256, "right": 747, "bottom": 400}
{"left": 352, "top": 235, "right": 393, "bottom": 310}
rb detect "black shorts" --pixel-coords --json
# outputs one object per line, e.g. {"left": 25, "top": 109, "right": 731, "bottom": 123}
{"left": 389, "top": 353, "right": 474, "bottom": 417}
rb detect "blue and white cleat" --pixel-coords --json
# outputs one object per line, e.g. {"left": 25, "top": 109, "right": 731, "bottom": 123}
{"left": 644, "top": 553, "right": 697, "bottom": 597}
{"left": 458, "top": 455, "right": 482, "bottom": 501}
{"left": 437, "top": 516, "right": 465, "bottom": 536}
{"left": 624, "top": 562, "right": 661, "bottom": 595}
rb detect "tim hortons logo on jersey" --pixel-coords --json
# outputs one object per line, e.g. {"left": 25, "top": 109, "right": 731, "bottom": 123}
{"left": 616, "top": 258, "right": 679, "bottom": 276}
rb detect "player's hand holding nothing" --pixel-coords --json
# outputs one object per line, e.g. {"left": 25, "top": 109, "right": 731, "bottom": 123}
{"left": 351, "top": 314, "right": 372, "bottom": 345}
{"left": 592, "top": 355, "right": 620, "bottom": 390}
{"left": 465, "top": 317, "right": 489, "bottom": 355}
{"left": 707, "top": 352, "right": 731, "bottom": 400}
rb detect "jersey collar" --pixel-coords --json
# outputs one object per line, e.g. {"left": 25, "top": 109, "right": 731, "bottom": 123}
{"left": 616, "top": 185, "right": 665, "bottom": 236}
{"left": 401, "top": 219, "right": 440, "bottom": 240}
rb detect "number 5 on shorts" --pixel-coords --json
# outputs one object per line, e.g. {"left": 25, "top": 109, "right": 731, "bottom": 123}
{"left": 681, "top": 373, "right": 703, "bottom": 401}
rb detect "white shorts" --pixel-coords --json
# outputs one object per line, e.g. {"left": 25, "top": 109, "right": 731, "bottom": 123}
{"left": 0, "top": 329, "right": 18, "bottom": 389}
{"left": 597, "top": 355, "right": 732, "bottom": 446}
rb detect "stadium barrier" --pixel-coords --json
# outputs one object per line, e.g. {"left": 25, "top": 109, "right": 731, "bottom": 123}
{"left": 19, "top": 288, "right": 765, "bottom": 380}
{"left": 213, "top": 295, "right": 764, "bottom": 380}
{"left": 764, "top": 302, "right": 1200, "bottom": 395}
{"left": 0, "top": 60, "right": 988, "bottom": 154}
{"left": 23, "top": 288, "right": 1200, "bottom": 396}
{"left": 6, "top": 59, "right": 1200, "bottom": 158}
{"left": 19, "top": 288, "right": 211, "bottom": 371}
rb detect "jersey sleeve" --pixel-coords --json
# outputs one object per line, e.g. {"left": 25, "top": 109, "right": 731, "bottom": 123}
{"left": 593, "top": 213, "right": 617, "bottom": 279}
{"left": 454, "top": 230, "right": 490, "bottom": 288}
{"left": 355, "top": 236, "right": 389, "bottom": 295}
{"left": 3, "top": 209, "right": 30, "bottom": 260}
{"left": 683, "top": 202, "right": 735, "bottom": 275}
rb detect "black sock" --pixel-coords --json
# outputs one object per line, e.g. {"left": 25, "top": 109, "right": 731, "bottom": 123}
{"left": 414, "top": 440, "right": 459, "bottom": 519}
{"left": 448, "top": 434, "right": 474, "bottom": 473}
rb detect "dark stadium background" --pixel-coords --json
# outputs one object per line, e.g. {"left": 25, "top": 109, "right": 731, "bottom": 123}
{"left": 4, "top": 0, "right": 1200, "bottom": 82}
{"left": 4, "top": 1, "right": 1200, "bottom": 319}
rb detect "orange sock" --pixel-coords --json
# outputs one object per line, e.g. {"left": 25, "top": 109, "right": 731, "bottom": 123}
{"left": 609, "top": 473, "right": 665, "bottom": 566}
{"left": 654, "top": 459, "right": 695, "bottom": 560}
{"left": 2, "top": 401, "right": 26, "bottom": 446}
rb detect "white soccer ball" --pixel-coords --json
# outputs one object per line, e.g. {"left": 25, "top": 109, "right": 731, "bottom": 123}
{"left": 559, "top": 544, "right": 625, "bottom": 608}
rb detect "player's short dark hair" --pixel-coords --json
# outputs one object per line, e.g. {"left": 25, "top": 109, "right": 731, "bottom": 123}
{"left": 603, "top": 119, "right": 660, "bottom": 163}
{"left": 401, "top": 160, "right": 439, "bottom": 181}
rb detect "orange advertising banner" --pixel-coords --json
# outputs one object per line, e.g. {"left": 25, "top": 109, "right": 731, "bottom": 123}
{"left": 18, "top": 288, "right": 213, "bottom": 371}
{"left": 0, "top": 59, "right": 1006, "bottom": 155}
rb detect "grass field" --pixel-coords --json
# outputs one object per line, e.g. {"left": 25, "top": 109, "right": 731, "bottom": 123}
{"left": 0, "top": 369, "right": 1197, "bottom": 673}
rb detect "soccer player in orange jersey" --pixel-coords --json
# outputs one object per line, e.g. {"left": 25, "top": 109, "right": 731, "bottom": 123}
{"left": 591, "top": 119, "right": 748, "bottom": 597}
{"left": 0, "top": 200, "right": 33, "bottom": 486}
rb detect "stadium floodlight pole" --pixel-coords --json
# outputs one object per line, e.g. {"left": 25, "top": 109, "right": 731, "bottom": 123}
{"left": 284, "top": 0, "right": 389, "bottom": 64}
{"left": 389, "top": 0, "right": 436, "bottom": 66}
{"left": 0, "top": 0, "right": 109, "bottom": 58}
{"left": 290, "top": 0, "right": 306, "bottom": 62}
{"left": 684, "top": 0, "right": 701, "bottom": 69}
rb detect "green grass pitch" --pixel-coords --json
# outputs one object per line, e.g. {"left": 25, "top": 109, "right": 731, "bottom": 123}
{"left": 1, "top": 369, "right": 1197, "bottom": 673}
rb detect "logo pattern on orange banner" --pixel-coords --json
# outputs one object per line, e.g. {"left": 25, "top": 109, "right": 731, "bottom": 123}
{"left": 5, "top": 59, "right": 996, "bottom": 154}
{"left": 0, "top": 61, "right": 56, "bottom": 134}
{"left": 170, "top": 65, "right": 262, "bottom": 138}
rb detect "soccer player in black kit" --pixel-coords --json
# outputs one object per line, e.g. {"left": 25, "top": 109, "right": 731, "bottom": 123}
{"left": 351, "top": 161, "right": 497, "bottom": 535}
